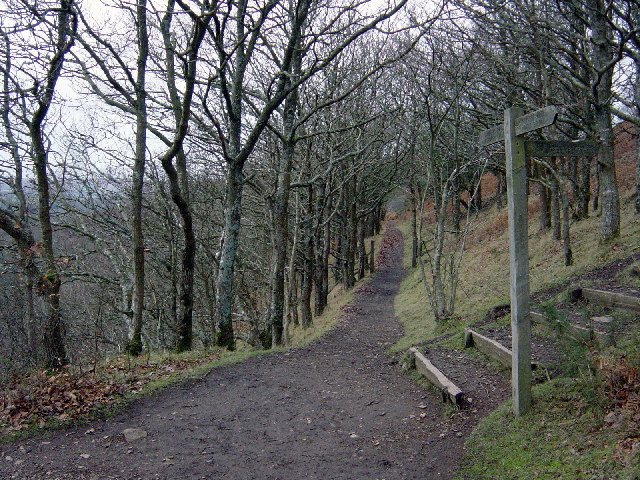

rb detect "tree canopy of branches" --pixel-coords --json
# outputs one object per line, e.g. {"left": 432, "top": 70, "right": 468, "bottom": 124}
{"left": 0, "top": 0, "right": 638, "bottom": 374}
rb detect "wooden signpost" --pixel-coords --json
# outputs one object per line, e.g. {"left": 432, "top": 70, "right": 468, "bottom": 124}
{"left": 478, "top": 106, "right": 597, "bottom": 416}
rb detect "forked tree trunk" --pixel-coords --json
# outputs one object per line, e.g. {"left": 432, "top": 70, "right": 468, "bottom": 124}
{"left": 26, "top": 0, "right": 75, "bottom": 368}
{"left": 159, "top": 2, "right": 210, "bottom": 352}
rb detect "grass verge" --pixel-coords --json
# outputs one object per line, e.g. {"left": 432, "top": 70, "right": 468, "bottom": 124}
{"left": 455, "top": 375, "right": 639, "bottom": 480}
{"left": 393, "top": 185, "right": 640, "bottom": 478}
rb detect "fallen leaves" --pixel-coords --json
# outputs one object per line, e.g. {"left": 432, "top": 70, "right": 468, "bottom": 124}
{"left": 0, "top": 351, "right": 222, "bottom": 435}
{"left": 0, "top": 369, "right": 124, "bottom": 433}
{"left": 374, "top": 229, "right": 402, "bottom": 270}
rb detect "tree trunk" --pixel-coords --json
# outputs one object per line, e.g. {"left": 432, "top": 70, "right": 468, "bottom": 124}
{"left": 269, "top": 22, "right": 302, "bottom": 346}
{"left": 215, "top": 162, "right": 244, "bottom": 350}
{"left": 410, "top": 183, "right": 418, "bottom": 268}
{"left": 593, "top": 158, "right": 600, "bottom": 212}
{"left": 286, "top": 190, "right": 301, "bottom": 329}
{"left": 25, "top": 0, "right": 75, "bottom": 368}
{"left": 432, "top": 185, "right": 449, "bottom": 320}
{"left": 314, "top": 181, "right": 326, "bottom": 315}
{"left": 174, "top": 192, "right": 196, "bottom": 352}
{"left": 357, "top": 217, "right": 366, "bottom": 279}
{"left": 127, "top": 0, "right": 149, "bottom": 356}
{"left": 290, "top": 268, "right": 299, "bottom": 327}
{"left": 576, "top": 156, "right": 591, "bottom": 220}
{"left": 588, "top": 0, "right": 620, "bottom": 242}
{"left": 636, "top": 125, "right": 640, "bottom": 214}
{"left": 343, "top": 179, "right": 356, "bottom": 289}
{"left": 538, "top": 168, "right": 551, "bottom": 231}
{"left": 321, "top": 190, "right": 331, "bottom": 307}
{"left": 33, "top": 151, "right": 65, "bottom": 368}
{"left": 300, "top": 187, "right": 314, "bottom": 328}
{"left": 374, "top": 203, "right": 383, "bottom": 234}
{"left": 561, "top": 182, "right": 573, "bottom": 266}
{"left": 202, "top": 273, "right": 215, "bottom": 347}
{"left": 282, "top": 268, "right": 291, "bottom": 346}
{"left": 568, "top": 156, "right": 578, "bottom": 216}
{"left": 369, "top": 239, "right": 375, "bottom": 273}
{"left": 551, "top": 171, "right": 561, "bottom": 240}
{"left": 268, "top": 152, "right": 291, "bottom": 347}
{"left": 473, "top": 180, "right": 482, "bottom": 211}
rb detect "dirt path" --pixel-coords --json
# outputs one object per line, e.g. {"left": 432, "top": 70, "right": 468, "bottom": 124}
{"left": 0, "top": 224, "right": 502, "bottom": 480}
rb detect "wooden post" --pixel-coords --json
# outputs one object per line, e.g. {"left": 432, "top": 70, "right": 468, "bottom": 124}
{"left": 479, "top": 105, "right": 592, "bottom": 416}
{"left": 504, "top": 107, "right": 532, "bottom": 415}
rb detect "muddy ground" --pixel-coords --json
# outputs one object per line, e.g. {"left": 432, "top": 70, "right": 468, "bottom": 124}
{"left": 0, "top": 224, "right": 510, "bottom": 480}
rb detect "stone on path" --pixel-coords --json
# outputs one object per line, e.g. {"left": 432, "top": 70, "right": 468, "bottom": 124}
{"left": 122, "top": 428, "right": 147, "bottom": 442}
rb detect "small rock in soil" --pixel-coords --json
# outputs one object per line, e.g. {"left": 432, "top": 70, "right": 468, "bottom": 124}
{"left": 122, "top": 428, "right": 147, "bottom": 442}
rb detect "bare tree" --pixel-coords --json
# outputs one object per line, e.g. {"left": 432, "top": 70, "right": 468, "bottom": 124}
{"left": 205, "top": 0, "right": 408, "bottom": 349}
{"left": 0, "top": 0, "right": 77, "bottom": 368}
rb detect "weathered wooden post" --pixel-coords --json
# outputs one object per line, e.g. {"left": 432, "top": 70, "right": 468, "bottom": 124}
{"left": 479, "top": 106, "right": 598, "bottom": 415}
{"left": 479, "top": 105, "right": 578, "bottom": 415}
{"left": 504, "top": 107, "right": 532, "bottom": 415}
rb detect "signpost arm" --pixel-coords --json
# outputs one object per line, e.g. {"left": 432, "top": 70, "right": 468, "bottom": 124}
{"left": 504, "top": 107, "right": 532, "bottom": 415}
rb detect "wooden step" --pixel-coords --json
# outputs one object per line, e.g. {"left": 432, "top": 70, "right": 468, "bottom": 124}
{"left": 409, "top": 347, "right": 464, "bottom": 405}
{"left": 464, "top": 329, "right": 537, "bottom": 370}
{"left": 530, "top": 311, "right": 609, "bottom": 345}
{"left": 581, "top": 288, "right": 640, "bottom": 313}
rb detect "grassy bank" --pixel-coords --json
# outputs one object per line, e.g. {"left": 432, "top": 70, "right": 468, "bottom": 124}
{"left": 392, "top": 188, "right": 640, "bottom": 478}
{"left": 393, "top": 196, "right": 640, "bottom": 351}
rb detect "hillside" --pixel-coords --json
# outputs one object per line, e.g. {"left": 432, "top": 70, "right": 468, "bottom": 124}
{"left": 394, "top": 148, "right": 640, "bottom": 478}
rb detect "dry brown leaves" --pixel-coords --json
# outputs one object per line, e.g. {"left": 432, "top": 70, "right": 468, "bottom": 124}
{"left": 374, "top": 229, "right": 402, "bottom": 270}
{"left": 0, "top": 370, "right": 124, "bottom": 432}
{"left": 599, "top": 356, "right": 640, "bottom": 410}
{"left": 598, "top": 356, "right": 640, "bottom": 466}
{"left": 0, "top": 351, "right": 221, "bottom": 434}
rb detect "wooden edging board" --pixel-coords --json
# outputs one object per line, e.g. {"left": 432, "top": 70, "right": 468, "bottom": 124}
{"left": 582, "top": 288, "right": 640, "bottom": 313}
{"left": 409, "top": 347, "right": 464, "bottom": 405}
{"left": 464, "top": 329, "right": 537, "bottom": 370}
{"left": 530, "top": 311, "right": 609, "bottom": 345}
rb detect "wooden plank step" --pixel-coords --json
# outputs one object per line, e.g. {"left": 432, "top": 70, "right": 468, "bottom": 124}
{"left": 464, "top": 329, "right": 537, "bottom": 370}
{"left": 530, "top": 311, "right": 609, "bottom": 345}
{"left": 581, "top": 288, "right": 640, "bottom": 313}
{"left": 409, "top": 347, "right": 464, "bottom": 405}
